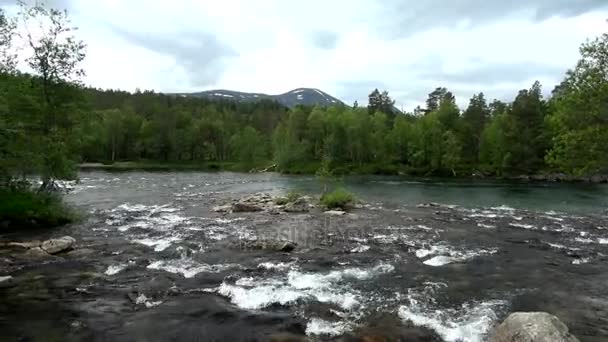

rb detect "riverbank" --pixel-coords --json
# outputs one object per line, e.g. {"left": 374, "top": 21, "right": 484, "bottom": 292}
{"left": 79, "top": 161, "right": 608, "bottom": 184}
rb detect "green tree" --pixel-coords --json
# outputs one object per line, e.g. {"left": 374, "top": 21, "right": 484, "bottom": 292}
{"left": 230, "top": 126, "right": 267, "bottom": 167}
{"left": 461, "top": 93, "right": 489, "bottom": 164}
{"left": 18, "top": 1, "right": 87, "bottom": 187}
{"left": 546, "top": 30, "right": 608, "bottom": 175}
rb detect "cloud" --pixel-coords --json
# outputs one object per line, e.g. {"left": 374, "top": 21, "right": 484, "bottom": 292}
{"left": 0, "top": 0, "right": 71, "bottom": 9}
{"left": 416, "top": 62, "right": 567, "bottom": 85}
{"left": 7, "top": 0, "right": 606, "bottom": 110}
{"left": 376, "top": 0, "right": 608, "bottom": 38}
{"left": 311, "top": 30, "right": 339, "bottom": 50}
{"left": 112, "top": 28, "right": 238, "bottom": 87}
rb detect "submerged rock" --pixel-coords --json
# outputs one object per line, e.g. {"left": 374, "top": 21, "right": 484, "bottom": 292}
{"left": 240, "top": 240, "right": 297, "bottom": 253}
{"left": 6, "top": 240, "right": 42, "bottom": 249}
{"left": 232, "top": 202, "right": 263, "bottom": 213}
{"left": 40, "top": 236, "right": 76, "bottom": 254}
{"left": 490, "top": 312, "right": 580, "bottom": 342}
{"left": 269, "top": 333, "right": 310, "bottom": 342}
{"left": 342, "top": 313, "right": 443, "bottom": 342}
{"left": 212, "top": 205, "right": 232, "bottom": 213}
{"left": 284, "top": 198, "right": 310, "bottom": 213}
{"left": 324, "top": 210, "right": 346, "bottom": 216}
{"left": 24, "top": 247, "right": 52, "bottom": 259}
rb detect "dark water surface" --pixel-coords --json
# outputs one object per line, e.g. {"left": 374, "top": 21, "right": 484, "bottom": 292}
{"left": 1, "top": 171, "right": 608, "bottom": 341}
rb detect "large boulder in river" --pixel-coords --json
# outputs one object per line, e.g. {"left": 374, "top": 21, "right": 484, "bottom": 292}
{"left": 40, "top": 236, "right": 76, "bottom": 254}
{"left": 490, "top": 312, "right": 579, "bottom": 342}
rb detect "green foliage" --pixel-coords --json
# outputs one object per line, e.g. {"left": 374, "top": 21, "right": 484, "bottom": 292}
{"left": 320, "top": 188, "right": 357, "bottom": 210}
{"left": 0, "top": 189, "right": 76, "bottom": 229}
{"left": 545, "top": 31, "right": 608, "bottom": 175}
{"left": 1, "top": 0, "right": 607, "bottom": 190}
{"left": 274, "top": 191, "right": 302, "bottom": 205}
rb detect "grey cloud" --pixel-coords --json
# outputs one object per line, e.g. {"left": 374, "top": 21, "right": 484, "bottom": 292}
{"left": 376, "top": 0, "right": 608, "bottom": 38}
{"left": 311, "top": 30, "right": 339, "bottom": 50}
{"left": 113, "top": 28, "right": 237, "bottom": 87}
{"left": 417, "top": 62, "right": 566, "bottom": 85}
{"left": 0, "top": 0, "right": 70, "bottom": 9}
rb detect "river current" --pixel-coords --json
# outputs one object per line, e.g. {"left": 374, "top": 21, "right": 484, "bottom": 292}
{"left": 2, "top": 171, "right": 608, "bottom": 341}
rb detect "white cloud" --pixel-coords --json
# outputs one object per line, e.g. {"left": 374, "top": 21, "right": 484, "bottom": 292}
{"left": 3, "top": 0, "right": 608, "bottom": 110}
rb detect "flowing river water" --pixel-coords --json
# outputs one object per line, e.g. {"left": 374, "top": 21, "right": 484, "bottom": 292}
{"left": 2, "top": 171, "right": 608, "bottom": 341}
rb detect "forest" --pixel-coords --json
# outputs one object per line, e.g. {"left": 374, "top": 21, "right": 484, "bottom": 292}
{"left": 1, "top": 1, "right": 608, "bottom": 192}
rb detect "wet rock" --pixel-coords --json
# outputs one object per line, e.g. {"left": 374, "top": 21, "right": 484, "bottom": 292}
{"left": 324, "top": 210, "right": 346, "bottom": 216}
{"left": 24, "top": 247, "right": 52, "bottom": 259}
{"left": 40, "top": 236, "right": 76, "bottom": 254}
{"left": 284, "top": 198, "right": 310, "bottom": 213}
{"left": 213, "top": 205, "right": 232, "bottom": 213}
{"left": 280, "top": 242, "right": 297, "bottom": 253}
{"left": 490, "top": 312, "right": 580, "bottom": 342}
{"left": 269, "top": 333, "right": 310, "bottom": 342}
{"left": 66, "top": 248, "right": 96, "bottom": 258}
{"left": 5, "top": 240, "right": 41, "bottom": 249}
{"left": 344, "top": 313, "right": 443, "bottom": 342}
{"left": 232, "top": 202, "right": 263, "bottom": 213}
{"left": 241, "top": 240, "right": 297, "bottom": 253}
{"left": 0, "top": 275, "right": 13, "bottom": 288}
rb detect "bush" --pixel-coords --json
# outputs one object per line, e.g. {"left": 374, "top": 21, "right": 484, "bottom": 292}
{"left": 320, "top": 188, "right": 357, "bottom": 210}
{"left": 274, "top": 197, "right": 288, "bottom": 205}
{"left": 0, "top": 189, "right": 76, "bottom": 229}
{"left": 274, "top": 191, "right": 302, "bottom": 205}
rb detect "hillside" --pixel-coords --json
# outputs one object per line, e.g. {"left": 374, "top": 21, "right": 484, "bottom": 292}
{"left": 177, "top": 88, "right": 344, "bottom": 108}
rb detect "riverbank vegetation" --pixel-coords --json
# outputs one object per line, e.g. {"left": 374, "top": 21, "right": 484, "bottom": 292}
{"left": 1, "top": 4, "right": 608, "bottom": 224}
{"left": 320, "top": 188, "right": 357, "bottom": 210}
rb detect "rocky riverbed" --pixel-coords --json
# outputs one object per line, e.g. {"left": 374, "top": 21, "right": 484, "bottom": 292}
{"left": 1, "top": 171, "right": 608, "bottom": 341}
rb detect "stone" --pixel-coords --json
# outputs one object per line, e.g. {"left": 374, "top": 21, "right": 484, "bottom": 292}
{"left": 284, "top": 198, "right": 310, "bottom": 213}
{"left": 241, "top": 240, "right": 297, "bottom": 253}
{"left": 279, "top": 242, "right": 297, "bottom": 253}
{"left": 490, "top": 312, "right": 580, "bottom": 342}
{"left": 6, "top": 241, "right": 41, "bottom": 249}
{"left": 232, "top": 202, "right": 263, "bottom": 213}
{"left": 24, "top": 247, "right": 52, "bottom": 259}
{"left": 66, "top": 248, "right": 95, "bottom": 257}
{"left": 212, "top": 205, "right": 232, "bottom": 213}
{"left": 0, "top": 275, "right": 14, "bottom": 288}
{"left": 269, "top": 333, "right": 310, "bottom": 342}
{"left": 40, "top": 236, "right": 76, "bottom": 254}
{"left": 324, "top": 210, "right": 346, "bottom": 216}
{"left": 212, "top": 205, "right": 229, "bottom": 213}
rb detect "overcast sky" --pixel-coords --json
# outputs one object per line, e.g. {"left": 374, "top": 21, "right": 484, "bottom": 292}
{"left": 3, "top": 0, "right": 608, "bottom": 110}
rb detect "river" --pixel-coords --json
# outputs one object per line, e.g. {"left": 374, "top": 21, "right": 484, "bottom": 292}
{"left": 2, "top": 171, "right": 608, "bottom": 341}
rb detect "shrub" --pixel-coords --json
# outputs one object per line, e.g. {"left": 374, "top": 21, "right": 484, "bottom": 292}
{"left": 320, "top": 188, "right": 357, "bottom": 210}
{"left": 0, "top": 189, "right": 76, "bottom": 230}
{"left": 274, "top": 197, "right": 288, "bottom": 205}
{"left": 274, "top": 191, "right": 302, "bottom": 205}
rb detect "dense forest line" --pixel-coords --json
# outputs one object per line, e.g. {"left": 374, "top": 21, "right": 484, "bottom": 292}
{"left": 1, "top": 2, "right": 608, "bottom": 191}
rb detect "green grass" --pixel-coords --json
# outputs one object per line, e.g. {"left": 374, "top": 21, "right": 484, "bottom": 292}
{"left": 320, "top": 188, "right": 357, "bottom": 210}
{"left": 0, "top": 190, "right": 76, "bottom": 230}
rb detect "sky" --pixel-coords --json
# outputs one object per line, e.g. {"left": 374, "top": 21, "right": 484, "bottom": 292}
{"left": 2, "top": 0, "right": 608, "bottom": 110}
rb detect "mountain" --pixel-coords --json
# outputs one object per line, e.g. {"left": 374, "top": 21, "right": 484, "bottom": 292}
{"left": 177, "top": 88, "right": 344, "bottom": 108}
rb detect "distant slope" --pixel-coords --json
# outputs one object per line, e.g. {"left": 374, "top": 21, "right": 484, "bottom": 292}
{"left": 176, "top": 88, "right": 344, "bottom": 108}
